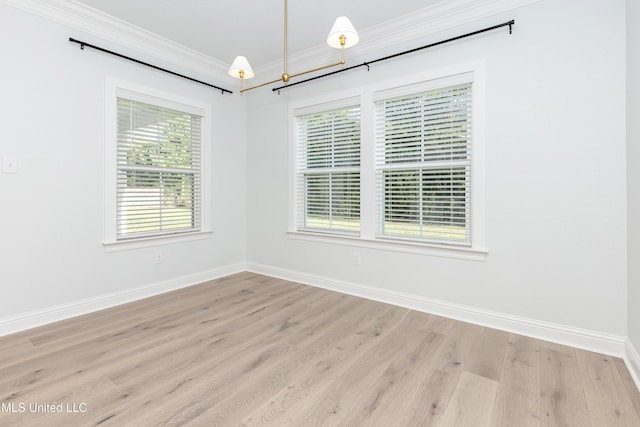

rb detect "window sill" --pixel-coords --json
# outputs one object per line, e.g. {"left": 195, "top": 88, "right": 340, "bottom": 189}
{"left": 287, "top": 231, "right": 488, "bottom": 261}
{"left": 103, "top": 231, "right": 213, "bottom": 252}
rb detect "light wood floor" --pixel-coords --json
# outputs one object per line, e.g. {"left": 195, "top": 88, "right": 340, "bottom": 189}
{"left": 1, "top": 272, "right": 639, "bottom": 426}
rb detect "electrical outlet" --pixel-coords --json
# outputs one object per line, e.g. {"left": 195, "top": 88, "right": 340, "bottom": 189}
{"left": 353, "top": 252, "right": 361, "bottom": 265}
{"left": 2, "top": 156, "right": 17, "bottom": 174}
{"left": 155, "top": 252, "right": 163, "bottom": 264}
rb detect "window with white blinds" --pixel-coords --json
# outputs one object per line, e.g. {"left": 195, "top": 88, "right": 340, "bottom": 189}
{"left": 116, "top": 98, "right": 202, "bottom": 240}
{"left": 375, "top": 84, "right": 472, "bottom": 245}
{"left": 295, "top": 106, "right": 361, "bottom": 234}
{"left": 290, "top": 64, "right": 485, "bottom": 256}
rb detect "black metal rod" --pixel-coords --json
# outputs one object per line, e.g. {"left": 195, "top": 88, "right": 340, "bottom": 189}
{"left": 69, "top": 38, "right": 233, "bottom": 95}
{"left": 272, "top": 19, "right": 515, "bottom": 92}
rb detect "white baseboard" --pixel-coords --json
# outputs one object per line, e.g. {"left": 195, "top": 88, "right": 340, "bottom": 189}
{"left": 0, "top": 262, "right": 246, "bottom": 337}
{"left": 625, "top": 339, "right": 640, "bottom": 392}
{"left": 247, "top": 262, "right": 627, "bottom": 357}
{"left": 2, "top": 261, "right": 629, "bottom": 363}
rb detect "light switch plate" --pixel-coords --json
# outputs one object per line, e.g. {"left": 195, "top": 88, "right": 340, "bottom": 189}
{"left": 2, "top": 156, "right": 18, "bottom": 174}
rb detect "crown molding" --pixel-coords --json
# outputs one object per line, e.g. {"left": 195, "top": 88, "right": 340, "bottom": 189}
{"left": 0, "top": 0, "right": 233, "bottom": 85}
{"left": 255, "top": 0, "right": 540, "bottom": 79}
{"left": 1, "top": 0, "right": 541, "bottom": 90}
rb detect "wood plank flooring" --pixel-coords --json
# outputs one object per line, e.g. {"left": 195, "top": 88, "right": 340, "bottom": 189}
{"left": 0, "top": 272, "right": 639, "bottom": 426}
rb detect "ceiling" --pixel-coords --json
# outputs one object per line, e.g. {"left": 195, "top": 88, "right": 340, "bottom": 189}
{"left": 73, "top": 0, "right": 444, "bottom": 69}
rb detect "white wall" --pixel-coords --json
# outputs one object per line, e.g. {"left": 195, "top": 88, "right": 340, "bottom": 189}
{"left": 246, "top": 0, "right": 628, "bottom": 349}
{"left": 0, "top": 4, "right": 247, "bottom": 330}
{"left": 627, "top": 0, "right": 640, "bottom": 376}
{"left": 0, "top": 0, "right": 633, "bottom": 359}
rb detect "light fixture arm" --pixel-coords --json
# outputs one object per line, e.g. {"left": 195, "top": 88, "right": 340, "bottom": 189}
{"left": 232, "top": 0, "right": 358, "bottom": 94}
{"left": 288, "top": 58, "right": 344, "bottom": 80}
{"left": 241, "top": 77, "right": 283, "bottom": 93}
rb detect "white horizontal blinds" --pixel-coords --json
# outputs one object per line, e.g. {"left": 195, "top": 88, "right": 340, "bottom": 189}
{"left": 116, "top": 98, "right": 201, "bottom": 240}
{"left": 296, "top": 106, "right": 361, "bottom": 233}
{"left": 375, "top": 83, "right": 472, "bottom": 245}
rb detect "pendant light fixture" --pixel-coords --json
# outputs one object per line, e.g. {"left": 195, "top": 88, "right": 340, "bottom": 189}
{"left": 228, "top": 0, "right": 359, "bottom": 94}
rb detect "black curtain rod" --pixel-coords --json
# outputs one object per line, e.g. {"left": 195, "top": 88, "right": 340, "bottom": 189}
{"left": 272, "top": 19, "right": 515, "bottom": 93}
{"left": 69, "top": 38, "right": 233, "bottom": 95}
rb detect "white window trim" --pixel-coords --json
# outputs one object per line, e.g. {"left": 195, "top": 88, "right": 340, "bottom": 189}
{"left": 104, "top": 77, "right": 212, "bottom": 250}
{"left": 289, "top": 61, "right": 487, "bottom": 261}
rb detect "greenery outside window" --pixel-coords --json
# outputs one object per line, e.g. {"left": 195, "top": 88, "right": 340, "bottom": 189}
{"left": 295, "top": 105, "right": 361, "bottom": 234}
{"left": 116, "top": 99, "right": 202, "bottom": 240}
{"left": 374, "top": 83, "right": 472, "bottom": 246}
{"left": 289, "top": 63, "right": 486, "bottom": 257}
{"left": 104, "top": 79, "right": 211, "bottom": 248}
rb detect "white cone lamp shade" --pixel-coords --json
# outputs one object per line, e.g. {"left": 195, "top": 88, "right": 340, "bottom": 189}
{"left": 228, "top": 56, "right": 255, "bottom": 79}
{"left": 327, "top": 16, "right": 359, "bottom": 49}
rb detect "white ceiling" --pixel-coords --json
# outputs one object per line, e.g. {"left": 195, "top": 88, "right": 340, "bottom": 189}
{"left": 73, "top": 0, "right": 444, "bottom": 68}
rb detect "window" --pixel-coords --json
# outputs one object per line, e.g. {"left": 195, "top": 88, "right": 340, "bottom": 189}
{"left": 116, "top": 99, "right": 201, "bottom": 240}
{"left": 290, "top": 63, "right": 486, "bottom": 258}
{"left": 295, "top": 104, "right": 361, "bottom": 234}
{"left": 105, "top": 79, "right": 211, "bottom": 247}
{"left": 375, "top": 83, "right": 472, "bottom": 245}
